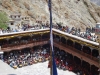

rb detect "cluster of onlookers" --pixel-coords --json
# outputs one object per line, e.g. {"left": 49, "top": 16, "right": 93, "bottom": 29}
{"left": 53, "top": 24, "right": 98, "bottom": 42}
{"left": 0, "top": 43, "right": 99, "bottom": 75}
{"left": 48, "top": 48, "right": 99, "bottom": 75}
{"left": 2, "top": 46, "right": 50, "bottom": 69}
{"left": 0, "top": 22, "right": 98, "bottom": 42}
{"left": 19, "top": 23, "right": 99, "bottom": 42}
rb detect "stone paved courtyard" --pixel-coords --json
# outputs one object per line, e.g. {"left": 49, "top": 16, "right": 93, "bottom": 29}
{"left": 0, "top": 60, "right": 76, "bottom": 75}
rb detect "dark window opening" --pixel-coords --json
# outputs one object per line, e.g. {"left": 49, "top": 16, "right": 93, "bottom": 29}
{"left": 11, "top": 22, "right": 14, "bottom": 25}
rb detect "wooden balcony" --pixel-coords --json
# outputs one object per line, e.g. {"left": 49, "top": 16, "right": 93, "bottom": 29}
{"left": 1, "top": 39, "right": 49, "bottom": 52}
{"left": 54, "top": 40, "right": 99, "bottom": 68}
{"left": 1, "top": 39, "right": 99, "bottom": 67}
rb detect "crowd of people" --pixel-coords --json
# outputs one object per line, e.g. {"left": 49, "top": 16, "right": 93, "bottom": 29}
{"left": 52, "top": 24, "right": 98, "bottom": 42}
{"left": 2, "top": 46, "right": 50, "bottom": 69}
{"left": 48, "top": 47, "right": 98, "bottom": 75}
{"left": 0, "top": 43, "right": 98, "bottom": 75}
{"left": 0, "top": 22, "right": 98, "bottom": 42}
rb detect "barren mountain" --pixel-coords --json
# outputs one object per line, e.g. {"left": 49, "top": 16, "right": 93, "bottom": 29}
{"left": 0, "top": 0, "right": 100, "bottom": 30}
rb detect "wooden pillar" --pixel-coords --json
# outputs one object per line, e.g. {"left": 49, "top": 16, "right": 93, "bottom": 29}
{"left": 65, "top": 38, "right": 68, "bottom": 46}
{"left": 81, "top": 44, "right": 84, "bottom": 52}
{"left": 72, "top": 41, "right": 75, "bottom": 50}
{"left": 40, "top": 34, "right": 42, "bottom": 40}
{"left": 59, "top": 36, "right": 61, "bottom": 43}
{"left": 90, "top": 48, "right": 93, "bottom": 59}
{"left": 53, "top": 34, "right": 56, "bottom": 40}
{"left": 18, "top": 36, "right": 22, "bottom": 45}
{"left": 32, "top": 35, "right": 35, "bottom": 42}
{"left": 73, "top": 41, "right": 75, "bottom": 47}
{"left": 81, "top": 58, "right": 83, "bottom": 67}
{"left": 73, "top": 55, "right": 74, "bottom": 60}
{"left": 99, "top": 47, "right": 100, "bottom": 75}
{"left": 30, "top": 34, "right": 33, "bottom": 42}
{"left": 90, "top": 65, "right": 91, "bottom": 72}
{"left": 6, "top": 38, "right": 9, "bottom": 47}
{"left": 40, "top": 34, "right": 43, "bottom": 46}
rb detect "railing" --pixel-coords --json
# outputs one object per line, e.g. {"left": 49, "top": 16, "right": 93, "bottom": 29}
{"left": 54, "top": 40, "right": 99, "bottom": 66}
{"left": 1, "top": 38, "right": 49, "bottom": 48}
{"left": 71, "top": 46, "right": 99, "bottom": 63}
{"left": 1, "top": 39, "right": 49, "bottom": 51}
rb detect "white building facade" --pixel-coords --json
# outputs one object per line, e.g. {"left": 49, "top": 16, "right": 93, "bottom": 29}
{"left": 8, "top": 13, "right": 22, "bottom": 31}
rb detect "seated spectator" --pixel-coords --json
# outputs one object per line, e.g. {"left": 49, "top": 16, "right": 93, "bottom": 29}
{"left": 3, "top": 46, "right": 50, "bottom": 69}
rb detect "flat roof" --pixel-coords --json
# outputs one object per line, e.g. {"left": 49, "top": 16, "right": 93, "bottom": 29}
{"left": 53, "top": 29, "right": 99, "bottom": 46}
{"left": 0, "top": 28, "right": 49, "bottom": 36}
{"left": 0, "top": 28, "right": 99, "bottom": 46}
{"left": 96, "top": 23, "right": 100, "bottom": 24}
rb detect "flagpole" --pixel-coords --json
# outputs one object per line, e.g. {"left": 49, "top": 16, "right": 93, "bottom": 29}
{"left": 48, "top": 0, "right": 58, "bottom": 75}
{"left": 48, "top": 0, "right": 53, "bottom": 75}
{"left": 50, "top": 45, "right": 53, "bottom": 75}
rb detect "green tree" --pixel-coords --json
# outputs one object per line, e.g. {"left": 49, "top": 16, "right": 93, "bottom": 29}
{"left": 0, "top": 11, "right": 9, "bottom": 29}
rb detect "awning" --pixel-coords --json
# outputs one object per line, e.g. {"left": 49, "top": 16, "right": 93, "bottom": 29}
{"left": 0, "top": 51, "right": 4, "bottom": 54}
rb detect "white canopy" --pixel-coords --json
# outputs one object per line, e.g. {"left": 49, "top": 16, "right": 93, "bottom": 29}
{"left": 0, "top": 51, "right": 4, "bottom": 54}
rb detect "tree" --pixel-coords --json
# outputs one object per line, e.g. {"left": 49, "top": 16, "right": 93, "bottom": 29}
{"left": 0, "top": 11, "right": 9, "bottom": 29}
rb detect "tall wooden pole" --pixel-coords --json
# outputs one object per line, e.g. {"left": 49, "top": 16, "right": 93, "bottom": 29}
{"left": 50, "top": 47, "right": 53, "bottom": 75}
{"left": 48, "top": 0, "right": 53, "bottom": 75}
{"left": 98, "top": 34, "right": 100, "bottom": 74}
{"left": 96, "top": 34, "right": 100, "bottom": 75}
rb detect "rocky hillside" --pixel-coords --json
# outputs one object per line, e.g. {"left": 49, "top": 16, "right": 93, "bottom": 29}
{"left": 0, "top": 0, "right": 100, "bottom": 30}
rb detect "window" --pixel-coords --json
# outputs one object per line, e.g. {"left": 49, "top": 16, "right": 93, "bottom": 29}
{"left": 95, "top": 24, "right": 100, "bottom": 33}
{"left": 11, "top": 22, "right": 14, "bottom": 25}
{"left": 18, "top": 15, "right": 20, "bottom": 18}
{"left": 96, "top": 24, "right": 100, "bottom": 28}
{"left": 10, "top": 15, "right": 12, "bottom": 18}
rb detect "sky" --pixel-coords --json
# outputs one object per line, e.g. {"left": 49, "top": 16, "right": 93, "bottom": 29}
{"left": 90, "top": 0, "right": 100, "bottom": 6}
